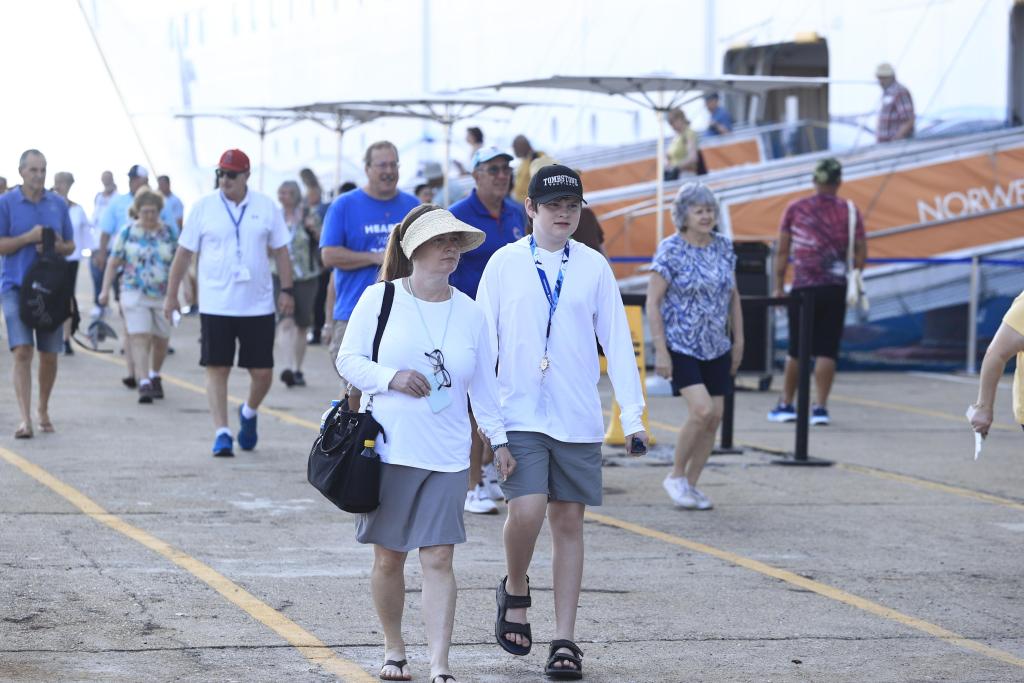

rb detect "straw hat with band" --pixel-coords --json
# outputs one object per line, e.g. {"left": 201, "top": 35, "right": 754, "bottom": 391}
{"left": 400, "top": 208, "right": 486, "bottom": 258}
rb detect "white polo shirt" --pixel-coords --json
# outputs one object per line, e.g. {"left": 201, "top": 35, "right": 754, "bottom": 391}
{"left": 179, "top": 189, "right": 289, "bottom": 317}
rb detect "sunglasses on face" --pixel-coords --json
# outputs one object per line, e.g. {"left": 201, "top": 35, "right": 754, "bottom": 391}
{"left": 480, "top": 165, "right": 512, "bottom": 177}
{"left": 216, "top": 169, "right": 241, "bottom": 180}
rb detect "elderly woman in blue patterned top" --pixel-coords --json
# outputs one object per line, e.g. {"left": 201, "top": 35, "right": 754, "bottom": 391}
{"left": 646, "top": 182, "right": 743, "bottom": 510}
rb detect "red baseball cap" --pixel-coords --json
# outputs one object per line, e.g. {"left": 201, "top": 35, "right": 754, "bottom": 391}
{"left": 218, "top": 149, "right": 250, "bottom": 173}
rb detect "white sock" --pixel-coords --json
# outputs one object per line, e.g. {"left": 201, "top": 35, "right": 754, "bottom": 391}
{"left": 139, "top": 378, "right": 152, "bottom": 386}
{"left": 149, "top": 370, "right": 159, "bottom": 379}
{"left": 216, "top": 427, "right": 231, "bottom": 437}
{"left": 241, "top": 403, "right": 258, "bottom": 419}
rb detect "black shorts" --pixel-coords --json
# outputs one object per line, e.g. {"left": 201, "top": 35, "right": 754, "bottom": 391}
{"left": 670, "top": 350, "right": 733, "bottom": 396}
{"left": 200, "top": 313, "right": 275, "bottom": 368}
{"left": 787, "top": 285, "right": 847, "bottom": 360}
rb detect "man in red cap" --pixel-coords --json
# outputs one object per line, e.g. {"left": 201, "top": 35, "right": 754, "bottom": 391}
{"left": 163, "top": 149, "right": 295, "bottom": 457}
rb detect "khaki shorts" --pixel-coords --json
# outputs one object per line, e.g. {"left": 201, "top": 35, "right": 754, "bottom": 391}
{"left": 121, "top": 290, "right": 171, "bottom": 338}
{"left": 500, "top": 431, "right": 604, "bottom": 506}
{"left": 328, "top": 319, "right": 349, "bottom": 379}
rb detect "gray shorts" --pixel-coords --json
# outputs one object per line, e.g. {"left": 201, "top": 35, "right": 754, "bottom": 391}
{"left": 273, "top": 275, "right": 319, "bottom": 329}
{"left": 328, "top": 319, "right": 349, "bottom": 377}
{"left": 501, "top": 431, "right": 603, "bottom": 506}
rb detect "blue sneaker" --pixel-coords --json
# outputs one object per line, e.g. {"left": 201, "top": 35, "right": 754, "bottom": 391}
{"left": 811, "top": 405, "right": 831, "bottom": 426}
{"left": 237, "top": 405, "right": 258, "bottom": 451}
{"left": 767, "top": 402, "right": 797, "bottom": 423}
{"left": 212, "top": 432, "right": 234, "bottom": 457}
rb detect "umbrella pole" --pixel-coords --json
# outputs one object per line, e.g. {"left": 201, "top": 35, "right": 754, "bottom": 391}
{"left": 335, "top": 123, "right": 344, "bottom": 193}
{"left": 258, "top": 117, "right": 267, "bottom": 193}
{"left": 443, "top": 119, "right": 452, "bottom": 206}
{"left": 655, "top": 108, "right": 666, "bottom": 242}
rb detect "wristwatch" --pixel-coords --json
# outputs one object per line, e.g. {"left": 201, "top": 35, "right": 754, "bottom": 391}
{"left": 280, "top": 286, "right": 295, "bottom": 295}
{"left": 491, "top": 442, "right": 509, "bottom": 452}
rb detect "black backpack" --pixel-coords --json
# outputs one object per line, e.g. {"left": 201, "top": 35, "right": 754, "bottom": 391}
{"left": 19, "top": 228, "right": 73, "bottom": 332}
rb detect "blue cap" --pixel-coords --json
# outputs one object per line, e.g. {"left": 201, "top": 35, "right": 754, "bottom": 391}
{"left": 471, "top": 147, "right": 513, "bottom": 169}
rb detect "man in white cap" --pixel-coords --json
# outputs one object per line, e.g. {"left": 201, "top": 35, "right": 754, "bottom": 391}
{"left": 450, "top": 146, "right": 527, "bottom": 515}
{"left": 875, "top": 62, "right": 915, "bottom": 143}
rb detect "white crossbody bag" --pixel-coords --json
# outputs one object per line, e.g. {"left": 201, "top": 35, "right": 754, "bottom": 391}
{"left": 845, "top": 199, "right": 869, "bottom": 313}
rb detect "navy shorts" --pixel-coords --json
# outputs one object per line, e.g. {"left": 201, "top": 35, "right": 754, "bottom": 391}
{"left": 787, "top": 285, "right": 847, "bottom": 360}
{"left": 200, "top": 313, "right": 275, "bottom": 368}
{"left": 670, "top": 350, "right": 732, "bottom": 396}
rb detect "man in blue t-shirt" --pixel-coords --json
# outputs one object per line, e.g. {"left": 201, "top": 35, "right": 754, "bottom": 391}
{"left": 704, "top": 93, "right": 734, "bottom": 137}
{"left": 0, "top": 149, "right": 75, "bottom": 439}
{"left": 448, "top": 146, "right": 527, "bottom": 514}
{"left": 320, "top": 140, "right": 418, "bottom": 390}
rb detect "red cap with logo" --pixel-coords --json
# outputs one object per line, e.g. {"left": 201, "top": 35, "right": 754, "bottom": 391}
{"left": 218, "top": 149, "right": 250, "bottom": 173}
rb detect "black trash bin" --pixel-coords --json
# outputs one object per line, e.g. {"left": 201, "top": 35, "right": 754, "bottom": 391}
{"left": 733, "top": 241, "right": 773, "bottom": 389}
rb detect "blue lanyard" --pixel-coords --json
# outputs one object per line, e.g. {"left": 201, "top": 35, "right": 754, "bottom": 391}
{"left": 219, "top": 193, "right": 247, "bottom": 259}
{"left": 528, "top": 235, "right": 570, "bottom": 343}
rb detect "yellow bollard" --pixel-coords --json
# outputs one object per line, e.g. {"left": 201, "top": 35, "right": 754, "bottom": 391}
{"left": 605, "top": 305, "right": 655, "bottom": 445}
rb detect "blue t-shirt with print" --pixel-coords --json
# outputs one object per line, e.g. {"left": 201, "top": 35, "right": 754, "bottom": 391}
{"left": 448, "top": 189, "right": 526, "bottom": 299}
{"left": 0, "top": 188, "right": 74, "bottom": 293}
{"left": 320, "top": 188, "right": 418, "bottom": 320}
{"left": 651, "top": 232, "right": 736, "bottom": 360}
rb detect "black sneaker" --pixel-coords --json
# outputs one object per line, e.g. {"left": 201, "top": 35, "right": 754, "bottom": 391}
{"left": 293, "top": 371, "right": 306, "bottom": 387}
{"left": 138, "top": 382, "right": 156, "bottom": 404}
{"left": 63, "top": 340, "right": 74, "bottom": 356}
{"left": 122, "top": 376, "right": 137, "bottom": 389}
{"left": 280, "top": 369, "right": 296, "bottom": 387}
{"left": 150, "top": 376, "right": 164, "bottom": 399}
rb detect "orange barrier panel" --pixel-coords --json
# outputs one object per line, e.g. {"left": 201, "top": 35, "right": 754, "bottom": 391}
{"left": 702, "top": 138, "right": 762, "bottom": 171}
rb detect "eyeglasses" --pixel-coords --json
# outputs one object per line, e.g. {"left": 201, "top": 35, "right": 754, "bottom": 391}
{"left": 424, "top": 349, "right": 452, "bottom": 389}
{"left": 369, "top": 162, "right": 399, "bottom": 171}
{"left": 480, "top": 165, "right": 512, "bottom": 177}
{"left": 216, "top": 169, "right": 242, "bottom": 179}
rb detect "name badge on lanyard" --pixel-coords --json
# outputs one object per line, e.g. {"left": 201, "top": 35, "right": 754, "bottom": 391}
{"left": 221, "top": 194, "right": 250, "bottom": 282}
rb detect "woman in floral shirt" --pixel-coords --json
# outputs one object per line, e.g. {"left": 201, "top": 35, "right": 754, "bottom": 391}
{"left": 99, "top": 189, "right": 178, "bottom": 403}
{"left": 646, "top": 182, "right": 743, "bottom": 510}
{"left": 273, "top": 180, "right": 321, "bottom": 387}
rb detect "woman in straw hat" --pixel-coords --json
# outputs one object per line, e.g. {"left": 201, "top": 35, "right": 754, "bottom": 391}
{"left": 336, "top": 204, "right": 512, "bottom": 683}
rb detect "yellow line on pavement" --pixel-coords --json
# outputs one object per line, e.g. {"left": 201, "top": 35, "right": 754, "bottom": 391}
{"left": 828, "top": 392, "right": 1018, "bottom": 431}
{"left": 834, "top": 462, "right": 1024, "bottom": 512}
{"left": 584, "top": 510, "right": 1024, "bottom": 670}
{"left": 0, "top": 446, "right": 374, "bottom": 683}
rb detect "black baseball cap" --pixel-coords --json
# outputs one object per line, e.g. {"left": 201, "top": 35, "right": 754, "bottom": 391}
{"left": 528, "top": 164, "right": 586, "bottom": 205}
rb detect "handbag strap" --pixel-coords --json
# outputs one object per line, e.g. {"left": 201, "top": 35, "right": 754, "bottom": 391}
{"left": 372, "top": 281, "right": 395, "bottom": 363}
{"left": 846, "top": 199, "right": 856, "bottom": 272}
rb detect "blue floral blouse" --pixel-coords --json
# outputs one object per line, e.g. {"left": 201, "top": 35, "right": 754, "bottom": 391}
{"left": 651, "top": 232, "right": 736, "bottom": 360}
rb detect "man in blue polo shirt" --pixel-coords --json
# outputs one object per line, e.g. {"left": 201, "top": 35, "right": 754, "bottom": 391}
{"left": 449, "top": 146, "right": 527, "bottom": 514}
{"left": 0, "top": 149, "right": 75, "bottom": 439}
{"left": 320, "top": 140, "right": 418, "bottom": 397}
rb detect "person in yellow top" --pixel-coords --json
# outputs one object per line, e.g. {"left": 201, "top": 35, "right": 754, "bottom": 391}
{"left": 665, "top": 109, "right": 699, "bottom": 180}
{"left": 969, "top": 291, "right": 1024, "bottom": 436}
{"left": 511, "top": 135, "right": 544, "bottom": 204}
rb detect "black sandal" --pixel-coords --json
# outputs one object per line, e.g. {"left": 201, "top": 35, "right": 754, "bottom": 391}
{"left": 544, "top": 639, "right": 584, "bottom": 680}
{"left": 431, "top": 676, "right": 455, "bottom": 683}
{"left": 495, "top": 575, "right": 532, "bottom": 655}
{"left": 378, "top": 658, "right": 410, "bottom": 681}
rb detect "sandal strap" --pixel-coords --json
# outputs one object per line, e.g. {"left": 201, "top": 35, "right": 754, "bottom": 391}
{"left": 382, "top": 659, "right": 408, "bottom": 669}
{"left": 498, "top": 620, "right": 532, "bottom": 638}
{"left": 431, "top": 676, "right": 455, "bottom": 683}
{"left": 548, "top": 639, "right": 584, "bottom": 659}
{"left": 498, "top": 575, "right": 532, "bottom": 609}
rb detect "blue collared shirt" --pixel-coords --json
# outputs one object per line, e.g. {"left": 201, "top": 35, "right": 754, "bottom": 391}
{"left": 448, "top": 189, "right": 526, "bottom": 299}
{"left": 0, "top": 187, "right": 74, "bottom": 293}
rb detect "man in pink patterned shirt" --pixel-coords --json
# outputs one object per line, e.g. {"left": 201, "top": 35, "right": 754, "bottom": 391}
{"left": 769, "top": 158, "right": 867, "bottom": 426}
{"left": 875, "top": 63, "right": 915, "bottom": 143}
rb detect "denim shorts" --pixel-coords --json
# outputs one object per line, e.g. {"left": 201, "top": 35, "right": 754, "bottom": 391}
{"left": 2, "top": 288, "right": 63, "bottom": 352}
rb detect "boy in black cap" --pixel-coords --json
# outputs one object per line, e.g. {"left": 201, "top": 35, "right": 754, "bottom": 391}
{"left": 476, "top": 164, "right": 648, "bottom": 678}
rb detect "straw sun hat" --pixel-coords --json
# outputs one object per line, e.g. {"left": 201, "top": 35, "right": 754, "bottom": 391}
{"left": 400, "top": 208, "right": 486, "bottom": 258}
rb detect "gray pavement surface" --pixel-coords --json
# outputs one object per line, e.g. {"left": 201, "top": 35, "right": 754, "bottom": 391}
{"left": 2, "top": 310, "right": 1023, "bottom": 682}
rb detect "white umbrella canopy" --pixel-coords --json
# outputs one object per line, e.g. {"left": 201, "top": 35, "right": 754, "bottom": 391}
{"left": 301, "top": 96, "right": 531, "bottom": 204}
{"left": 469, "top": 74, "right": 830, "bottom": 238}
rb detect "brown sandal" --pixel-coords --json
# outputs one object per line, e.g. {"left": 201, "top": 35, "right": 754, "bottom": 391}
{"left": 14, "top": 424, "right": 33, "bottom": 439}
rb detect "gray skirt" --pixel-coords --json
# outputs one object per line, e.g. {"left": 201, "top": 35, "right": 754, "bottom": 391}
{"left": 355, "top": 463, "right": 468, "bottom": 552}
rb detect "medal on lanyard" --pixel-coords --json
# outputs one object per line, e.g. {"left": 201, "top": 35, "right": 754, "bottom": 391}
{"left": 220, "top": 194, "right": 250, "bottom": 282}
{"left": 529, "top": 236, "right": 570, "bottom": 377}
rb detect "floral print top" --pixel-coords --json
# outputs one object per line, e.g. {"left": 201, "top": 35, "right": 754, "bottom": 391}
{"left": 111, "top": 222, "right": 178, "bottom": 298}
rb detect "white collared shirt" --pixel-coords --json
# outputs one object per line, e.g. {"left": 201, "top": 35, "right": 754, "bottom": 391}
{"left": 178, "top": 190, "right": 289, "bottom": 316}
{"left": 477, "top": 237, "right": 645, "bottom": 442}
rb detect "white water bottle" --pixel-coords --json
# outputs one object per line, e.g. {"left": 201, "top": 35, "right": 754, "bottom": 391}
{"left": 320, "top": 400, "right": 341, "bottom": 431}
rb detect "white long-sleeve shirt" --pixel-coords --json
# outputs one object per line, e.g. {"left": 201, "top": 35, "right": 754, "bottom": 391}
{"left": 476, "top": 237, "right": 645, "bottom": 442}
{"left": 336, "top": 280, "right": 508, "bottom": 472}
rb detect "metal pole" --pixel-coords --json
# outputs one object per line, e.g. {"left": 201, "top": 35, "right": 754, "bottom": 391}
{"left": 443, "top": 119, "right": 452, "bottom": 207}
{"left": 794, "top": 289, "right": 813, "bottom": 461}
{"left": 335, "top": 116, "right": 344, "bottom": 192}
{"left": 967, "top": 255, "right": 980, "bottom": 375}
{"left": 258, "top": 118, "right": 267, "bottom": 193}
{"left": 655, "top": 108, "right": 666, "bottom": 241}
{"left": 712, "top": 376, "right": 743, "bottom": 455}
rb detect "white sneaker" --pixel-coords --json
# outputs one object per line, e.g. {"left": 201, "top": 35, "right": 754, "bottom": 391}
{"left": 691, "top": 487, "right": 714, "bottom": 510}
{"left": 464, "top": 486, "right": 498, "bottom": 515}
{"left": 482, "top": 462, "right": 505, "bottom": 501}
{"left": 662, "top": 476, "right": 699, "bottom": 509}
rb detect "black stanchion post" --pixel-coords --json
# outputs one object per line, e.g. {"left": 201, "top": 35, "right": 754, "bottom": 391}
{"left": 712, "top": 375, "right": 743, "bottom": 455}
{"left": 773, "top": 289, "right": 832, "bottom": 467}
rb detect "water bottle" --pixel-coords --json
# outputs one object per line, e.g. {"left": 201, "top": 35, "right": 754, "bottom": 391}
{"left": 320, "top": 400, "right": 341, "bottom": 431}
{"left": 361, "top": 439, "right": 376, "bottom": 458}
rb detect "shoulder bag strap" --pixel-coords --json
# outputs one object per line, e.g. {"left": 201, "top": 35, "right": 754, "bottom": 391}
{"left": 846, "top": 199, "right": 856, "bottom": 272}
{"left": 371, "top": 281, "right": 395, "bottom": 363}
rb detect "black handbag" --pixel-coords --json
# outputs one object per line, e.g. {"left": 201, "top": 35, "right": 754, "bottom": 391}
{"left": 307, "top": 281, "right": 394, "bottom": 513}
